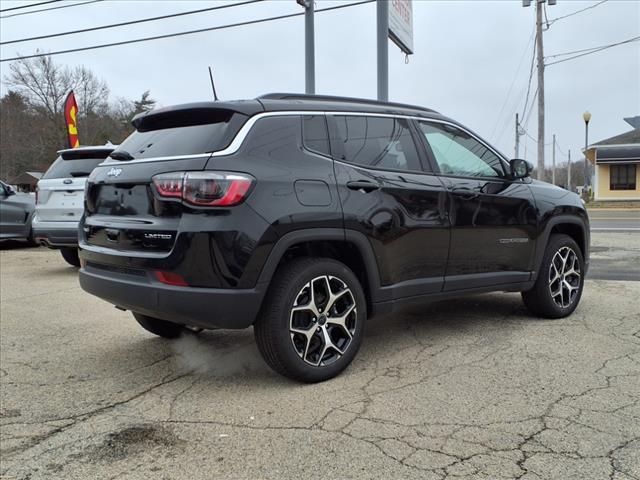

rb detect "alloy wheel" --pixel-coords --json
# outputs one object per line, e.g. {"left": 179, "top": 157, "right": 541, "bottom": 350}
{"left": 289, "top": 275, "right": 357, "bottom": 367}
{"left": 548, "top": 246, "right": 581, "bottom": 308}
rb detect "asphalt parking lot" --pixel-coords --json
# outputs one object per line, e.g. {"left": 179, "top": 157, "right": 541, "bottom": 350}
{"left": 1, "top": 232, "right": 639, "bottom": 480}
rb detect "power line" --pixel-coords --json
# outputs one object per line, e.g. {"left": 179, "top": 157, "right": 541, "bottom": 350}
{"left": 0, "top": 0, "right": 102, "bottom": 19}
{"left": 0, "top": 0, "right": 62, "bottom": 13}
{"left": 489, "top": 28, "right": 535, "bottom": 142}
{"left": 546, "top": 36, "right": 640, "bottom": 59}
{"left": 1, "top": 0, "right": 263, "bottom": 45}
{"left": 547, "top": 0, "right": 608, "bottom": 25}
{"left": 1, "top": 0, "right": 374, "bottom": 63}
{"left": 523, "top": 128, "right": 552, "bottom": 145}
{"left": 546, "top": 44, "right": 610, "bottom": 59}
{"left": 555, "top": 140, "right": 568, "bottom": 157}
{"left": 493, "top": 12, "right": 539, "bottom": 147}
{"left": 546, "top": 36, "right": 640, "bottom": 66}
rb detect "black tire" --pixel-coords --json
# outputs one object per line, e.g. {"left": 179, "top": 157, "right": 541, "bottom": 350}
{"left": 522, "top": 234, "right": 585, "bottom": 319}
{"left": 60, "top": 247, "right": 80, "bottom": 267}
{"left": 132, "top": 312, "right": 183, "bottom": 339}
{"left": 254, "top": 257, "right": 366, "bottom": 383}
{"left": 25, "top": 225, "right": 38, "bottom": 247}
{"left": 25, "top": 233, "right": 38, "bottom": 247}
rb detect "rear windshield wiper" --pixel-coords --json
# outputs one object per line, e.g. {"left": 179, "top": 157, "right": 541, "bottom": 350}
{"left": 109, "top": 150, "right": 134, "bottom": 161}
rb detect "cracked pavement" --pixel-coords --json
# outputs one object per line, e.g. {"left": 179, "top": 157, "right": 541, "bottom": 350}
{"left": 1, "top": 232, "right": 639, "bottom": 480}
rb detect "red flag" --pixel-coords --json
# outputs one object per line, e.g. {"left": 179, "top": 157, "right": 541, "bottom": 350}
{"left": 64, "top": 91, "right": 79, "bottom": 148}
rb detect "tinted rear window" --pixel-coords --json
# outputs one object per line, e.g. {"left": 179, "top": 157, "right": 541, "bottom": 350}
{"left": 42, "top": 156, "right": 104, "bottom": 179}
{"left": 333, "top": 115, "right": 422, "bottom": 172}
{"left": 112, "top": 113, "right": 247, "bottom": 160}
{"left": 302, "top": 115, "right": 330, "bottom": 156}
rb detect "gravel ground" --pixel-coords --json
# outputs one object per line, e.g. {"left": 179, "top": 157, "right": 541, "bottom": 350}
{"left": 1, "top": 236, "right": 639, "bottom": 480}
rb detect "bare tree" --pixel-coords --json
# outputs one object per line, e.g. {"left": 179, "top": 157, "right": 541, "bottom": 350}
{"left": 1, "top": 56, "right": 139, "bottom": 180}
{"left": 71, "top": 64, "right": 109, "bottom": 115}
{"left": 4, "top": 55, "right": 71, "bottom": 122}
{"left": 4, "top": 55, "right": 110, "bottom": 147}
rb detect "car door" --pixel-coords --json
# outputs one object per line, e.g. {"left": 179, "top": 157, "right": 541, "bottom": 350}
{"left": 415, "top": 120, "right": 537, "bottom": 291}
{"left": 328, "top": 114, "right": 450, "bottom": 298}
{"left": 0, "top": 182, "right": 30, "bottom": 237}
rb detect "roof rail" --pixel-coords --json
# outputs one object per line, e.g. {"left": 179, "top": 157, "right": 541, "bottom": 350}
{"left": 258, "top": 93, "right": 435, "bottom": 113}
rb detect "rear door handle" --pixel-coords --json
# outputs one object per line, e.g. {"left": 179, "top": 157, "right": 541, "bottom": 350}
{"left": 451, "top": 187, "right": 480, "bottom": 200}
{"left": 346, "top": 181, "right": 380, "bottom": 193}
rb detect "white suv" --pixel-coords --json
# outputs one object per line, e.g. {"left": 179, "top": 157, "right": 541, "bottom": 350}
{"left": 33, "top": 145, "right": 115, "bottom": 266}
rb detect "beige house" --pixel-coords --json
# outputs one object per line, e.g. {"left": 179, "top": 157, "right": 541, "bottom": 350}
{"left": 586, "top": 117, "right": 639, "bottom": 201}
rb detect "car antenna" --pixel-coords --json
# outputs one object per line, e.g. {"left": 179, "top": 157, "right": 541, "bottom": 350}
{"left": 208, "top": 66, "right": 218, "bottom": 101}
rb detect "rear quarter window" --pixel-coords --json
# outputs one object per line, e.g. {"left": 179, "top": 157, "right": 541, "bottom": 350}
{"left": 42, "top": 156, "right": 104, "bottom": 179}
{"left": 302, "top": 115, "right": 331, "bottom": 156}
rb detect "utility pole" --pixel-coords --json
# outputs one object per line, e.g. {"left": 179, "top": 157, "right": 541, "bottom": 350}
{"left": 552, "top": 134, "right": 556, "bottom": 185}
{"left": 535, "top": 0, "right": 545, "bottom": 180}
{"left": 377, "top": 0, "right": 389, "bottom": 102}
{"left": 523, "top": 1, "right": 556, "bottom": 178}
{"left": 515, "top": 113, "right": 520, "bottom": 158}
{"left": 567, "top": 149, "right": 571, "bottom": 191}
{"left": 297, "top": 0, "right": 315, "bottom": 94}
{"left": 583, "top": 111, "right": 591, "bottom": 201}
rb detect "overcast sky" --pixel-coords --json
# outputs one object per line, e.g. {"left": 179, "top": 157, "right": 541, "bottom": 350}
{"left": 1, "top": 0, "right": 638, "bottom": 167}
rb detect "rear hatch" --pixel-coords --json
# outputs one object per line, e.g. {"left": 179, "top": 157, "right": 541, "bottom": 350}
{"left": 82, "top": 101, "right": 262, "bottom": 254}
{"left": 36, "top": 146, "right": 115, "bottom": 222}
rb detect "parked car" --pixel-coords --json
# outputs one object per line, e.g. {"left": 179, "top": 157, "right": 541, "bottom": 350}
{"left": 33, "top": 145, "right": 115, "bottom": 266}
{"left": 78, "top": 94, "right": 590, "bottom": 382}
{"left": 0, "top": 180, "right": 36, "bottom": 243}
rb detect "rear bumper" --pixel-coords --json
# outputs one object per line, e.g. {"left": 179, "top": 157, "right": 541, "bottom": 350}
{"left": 32, "top": 218, "right": 78, "bottom": 247}
{"left": 79, "top": 264, "right": 266, "bottom": 330}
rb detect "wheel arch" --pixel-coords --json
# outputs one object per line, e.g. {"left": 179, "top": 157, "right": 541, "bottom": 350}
{"left": 532, "top": 215, "right": 589, "bottom": 282}
{"left": 256, "top": 229, "right": 382, "bottom": 315}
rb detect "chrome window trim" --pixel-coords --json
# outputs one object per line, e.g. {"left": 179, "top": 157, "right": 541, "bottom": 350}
{"left": 212, "top": 111, "right": 326, "bottom": 157}
{"left": 96, "top": 110, "right": 508, "bottom": 168}
{"left": 98, "top": 153, "right": 212, "bottom": 167}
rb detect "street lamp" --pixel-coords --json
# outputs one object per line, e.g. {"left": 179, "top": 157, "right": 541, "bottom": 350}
{"left": 583, "top": 111, "right": 592, "bottom": 201}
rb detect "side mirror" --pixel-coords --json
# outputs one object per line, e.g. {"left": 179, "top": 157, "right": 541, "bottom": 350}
{"left": 5, "top": 185, "right": 16, "bottom": 196}
{"left": 510, "top": 159, "right": 533, "bottom": 179}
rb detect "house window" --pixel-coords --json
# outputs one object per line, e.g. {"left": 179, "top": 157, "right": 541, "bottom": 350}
{"left": 610, "top": 164, "right": 637, "bottom": 190}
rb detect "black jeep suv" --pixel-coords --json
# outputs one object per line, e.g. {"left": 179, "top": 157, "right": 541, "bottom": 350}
{"left": 79, "top": 94, "right": 589, "bottom": 382}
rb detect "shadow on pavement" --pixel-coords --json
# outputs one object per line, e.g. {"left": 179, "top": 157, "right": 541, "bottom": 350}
{"left": 36, "top": 265, "right": 80, "bottom": 276}
{"left": 90, "top": 293, "right": 533, "bottom": 388}
{"left": 0, "top": 240, "right": 41, "bottom": 251}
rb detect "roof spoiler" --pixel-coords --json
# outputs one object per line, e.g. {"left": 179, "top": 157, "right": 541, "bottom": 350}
{"left": 131, "top": 101, "right": 264, "bottom": 132}
{"left": 57, "top": 145, "right": 116, "bottom": 160}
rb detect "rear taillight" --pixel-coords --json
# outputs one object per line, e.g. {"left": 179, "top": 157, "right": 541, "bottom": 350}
{"left": 153, "top": 173, "right": 184, "bottom": 198}
{"left": 152, "top": 171, "right": 253, "bottom": 207}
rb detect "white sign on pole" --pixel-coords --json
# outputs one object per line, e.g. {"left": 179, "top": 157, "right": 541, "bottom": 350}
{"left": 388, "top": 0, "right": 413, "bottom": 55}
